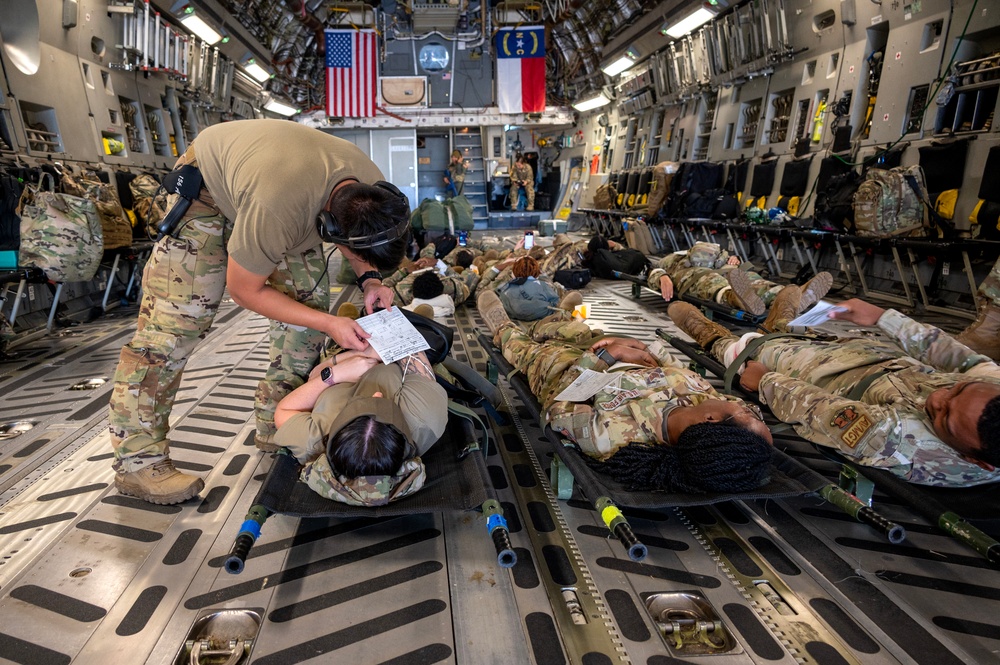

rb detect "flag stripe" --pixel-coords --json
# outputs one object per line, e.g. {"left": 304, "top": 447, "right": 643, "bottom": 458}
{"left": 326, "top": 29, "right": 376, "bottom": 118}
{"left": 494, "top": 26, "right": 546, "bottom": 114}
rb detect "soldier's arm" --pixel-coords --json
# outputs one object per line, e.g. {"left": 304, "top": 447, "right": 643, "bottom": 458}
{"left": 419, "top": 243, "right": 437, "bottom": 260}
{"left": 381, "top": 265, "right": 411, "bottom": 289}
{"left": 877, "top": 309, "right": 995, "bottom": 373}
{"left": 759, "top": 372, "right": 896, "bottom": 463}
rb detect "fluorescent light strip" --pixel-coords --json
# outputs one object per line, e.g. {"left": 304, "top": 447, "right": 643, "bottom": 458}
{"left": 264, "top": 98, "right": 299, "bottom": 116}
{"left": 179, "top": 15, "right": 222, "bottom": 45}
{"left": 245, "top": 61, "right": 271, "bottom": 82}
{"left": 600, "top": 55, "right": 635, "bottom": 77}
{"left": 664, "top": 7, "right": 716, "bottom": 39}
{"left": 572, "top": 93, "right": 611, "bottom": 112}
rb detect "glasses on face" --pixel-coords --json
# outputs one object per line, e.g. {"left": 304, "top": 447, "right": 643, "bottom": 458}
{"left": 721, "top": 402, "right": 766, "bottom": 425}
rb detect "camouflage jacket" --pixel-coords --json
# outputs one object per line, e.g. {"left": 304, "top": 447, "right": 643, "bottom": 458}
{"left": 758, "top": 309, "right": 1000, "bottom": 486}
{"left": 647, "top": 243, "right": 731, "bottom": 291}
{"left": 544, "top": 350, "right": 747, "bottom": 460}
{"left": 511, "top": 163, "right": 534, "bottom": 185}
{"left": 383, "top": 265, "right": 480, "bottom": 306}
{"left": 541, "top": 240, "right": 591, "bottom": 275}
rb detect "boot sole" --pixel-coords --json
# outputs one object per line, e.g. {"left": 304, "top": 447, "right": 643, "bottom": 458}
{"left": 115, "top": 477, "right": 205, "bottom": 505}
{"left": 800, "top": 272, "right": 834, "bottom": 311}
{"left": 726, "top": 269, "right": 766, "bottom": 316}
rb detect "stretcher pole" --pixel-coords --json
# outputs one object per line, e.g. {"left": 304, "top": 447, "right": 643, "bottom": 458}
{"left": 224, "top": 504, "right": 270, "bottom": 574}
{"left": 482, "top": 499, "right": 517, "bottom": 568}
{"left": 596, "top": 497, "right": 648, "bottom": 561}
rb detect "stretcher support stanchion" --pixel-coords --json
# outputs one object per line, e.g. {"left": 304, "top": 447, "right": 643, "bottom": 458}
{"left": 225, "top": 505, "right": 270, "bottom": 574}
{"left": 596, "top": 496, "right": 647, "bottom": 561}
{"left": 819, "top": 484, "right": 906, "bottom": 545}
{"left": 482, "top": 499, "right": 517, "bottom": 568}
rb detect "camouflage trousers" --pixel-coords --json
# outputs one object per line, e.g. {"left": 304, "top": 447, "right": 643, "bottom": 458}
{"left": 979, "top": 255, "right": 1000, "bottom": 308}
{"left": 497, "top": 320, "right": 597, "bottom": 411}
{"left": 659, "top": 253, "right": 782, "bottom": 305}
{"left": 510, "top": 180, "right": 535, "bottom": 210}
{"left": 709, "top": 334, "right": 906, "bottom": 396}
{"left": 108, "top": 176, "right": 329, "bottom": 472}
{"left": 390, "top": 269, "right": 476, "bottom": 306}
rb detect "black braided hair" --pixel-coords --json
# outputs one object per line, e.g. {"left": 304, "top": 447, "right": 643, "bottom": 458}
{"left": 592, "top": 422, "right": 773, "bottom": 493}
{"left": 977, "top": 394, "right": 1000, "bottom": 466}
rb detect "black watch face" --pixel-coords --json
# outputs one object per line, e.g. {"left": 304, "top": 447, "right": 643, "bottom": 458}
{"left": 321, "top": 367, "right": 331, "bottom": 382}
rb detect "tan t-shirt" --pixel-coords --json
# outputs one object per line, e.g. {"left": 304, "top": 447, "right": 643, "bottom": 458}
{"left": 274, "top": 363, "right": 448, "bottom": 464}
{"left": 193, "top": 119, "right": 385, "bottom": 275}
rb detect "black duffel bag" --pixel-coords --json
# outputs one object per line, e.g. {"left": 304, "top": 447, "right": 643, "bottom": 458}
{"left": 553, "top": 268, "right": 592, "bottom": 289}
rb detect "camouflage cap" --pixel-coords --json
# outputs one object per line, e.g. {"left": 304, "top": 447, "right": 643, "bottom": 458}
{"left": 301, "top": 454, "right": 426, "bottom": 506}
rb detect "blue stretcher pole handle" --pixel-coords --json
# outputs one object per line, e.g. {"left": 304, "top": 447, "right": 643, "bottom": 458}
{"left": 483, "top": 500, "right": 517, "bottom": 568}
{"left": 224, "top": 505, "right": 269, "bottom": 574}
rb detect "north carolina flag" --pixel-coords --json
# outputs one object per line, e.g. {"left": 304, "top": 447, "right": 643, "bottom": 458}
{"left": 495, "top": 26, "right": 546, "bottom": 114}
{"left": 325, "top": 29, "right": 376, "bottom": 117}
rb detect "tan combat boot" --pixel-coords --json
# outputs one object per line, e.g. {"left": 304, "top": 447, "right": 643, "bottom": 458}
{"left": 724, "top": 269, "right": 766, "bottom": 315}
{"left": 956, "top": 303, "right": 1000, "bottom": 361}
{"left": 412, "top": 304, "right": 435, "bottom": 319}
{"left": 761, "top": 285, "right": 802, "bottom": 332}
{"left": 558, "top": 290, "right": 583, "bottom": 311}
{"left": 115, "top": 458, "right": 205, "bottom": 505}
{"left": 668, "top": 302, "right": 734, "bottom": 348}
{"left": 337, "top": 302, "right": 360, "bottom": 319}
{"left": 477, "top": 290, "right": 513, "bottom": 338}
{"left": 799, "top": 271, "right": 834, "bottom": 312}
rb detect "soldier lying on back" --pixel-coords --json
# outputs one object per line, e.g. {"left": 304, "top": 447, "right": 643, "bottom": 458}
{"left": 670, "top": 288, "right": 1000, "bottom": 487}
{"left": 477, "top": 290, "right": 774, "bottom": 493}
{"left": 274, "top": 348, "right": 447, "bottom": 505}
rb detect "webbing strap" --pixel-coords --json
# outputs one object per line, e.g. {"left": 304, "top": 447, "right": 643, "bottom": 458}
{"left": 846, "top": 368, "right": 893, "bottom": 401}
{"left": 723, "top": 333, "right": 814, "bottom": 394}
{"left": 447, "top": 400, "right": 490, "bottom": 455}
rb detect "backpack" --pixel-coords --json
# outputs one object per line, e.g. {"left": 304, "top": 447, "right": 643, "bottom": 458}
{"left": 646, "top": 162, "right": 677, "bottom": 216}
{"left": 853, "top": 165, "right": 929, "bottom": 238}
{"left": 553, "top": 268, "right": 591, "bottom": 289}
{"left": 594, "top": 183, "right": 617, "bottom": 210}
{"left": 814, "top": 170, "right": 862, "bottom": 231}
{"left": 624, "top": 218, "right": 656, "bottom": 255}
{"left": 588, "top": 248, "right": 649, "bottom": 279}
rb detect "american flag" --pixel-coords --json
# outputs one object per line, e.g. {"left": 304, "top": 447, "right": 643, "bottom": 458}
{"left": 325, "top": 29, "right": 377, "bottom": 118}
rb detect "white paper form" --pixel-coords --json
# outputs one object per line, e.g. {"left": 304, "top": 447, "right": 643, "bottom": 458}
{"left": 788, "top": 300, "right": 848, "bottom": 328}
{"left": 356, "top": 308, "right": 431, "bottom": 364}
{"left": 554, "top": 369, "right": 619, "bottom": 402}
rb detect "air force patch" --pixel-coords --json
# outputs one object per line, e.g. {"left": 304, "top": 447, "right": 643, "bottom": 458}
{"left": 831, "top": 406, "right": 872, "bottom": 449}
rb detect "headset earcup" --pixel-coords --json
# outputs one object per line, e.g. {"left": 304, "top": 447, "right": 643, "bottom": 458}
{"left": 316, "top": 210, "right": 340, "bottom": 243}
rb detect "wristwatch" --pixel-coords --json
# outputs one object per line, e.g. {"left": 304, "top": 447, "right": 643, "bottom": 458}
{"left": 356, "top": 270, "right": 383, "bottom": 290}
{"left": 320, "top": 366, "right": 336, "bottom": 386}
{"left": 596, "top": 348, "right": 616, "bottom": 367}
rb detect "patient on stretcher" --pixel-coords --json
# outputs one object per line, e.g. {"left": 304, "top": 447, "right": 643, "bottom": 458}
{"left": 477, "top": 290, "right": 774, "bottom": 493}
{"left": 273, "top": 348, "right": 449, "bottom": 506}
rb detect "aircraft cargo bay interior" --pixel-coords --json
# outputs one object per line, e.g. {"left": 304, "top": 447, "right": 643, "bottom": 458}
{"left": 1, "top": 0, "right": 1000, "bottom": 663}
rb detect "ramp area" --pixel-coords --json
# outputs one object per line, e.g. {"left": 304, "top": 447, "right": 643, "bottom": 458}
{"left": 0, "top": 273, "right": 997, "bottom": 664}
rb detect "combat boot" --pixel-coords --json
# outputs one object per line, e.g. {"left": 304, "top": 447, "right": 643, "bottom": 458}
{"left": 668, "top": 302, "right": 733, "bottom": 348}
{"left": 558, "top": 290, "right": 583, "bottom": 311}
{"left": 337, "top": 302, "right": 360, "bottom": 319}
{"left": 477, "top": 290, "right": 513, "bottom": 338}
{"left": 115, "top": 458, "right": 205, "bottom": 505}
{"left": 412, "top": 304, "right": 435, "bottom": 319}
{"left": 724, "top": 270, "right": 766, "bottom": 315}
{"left": 799, "top": 271, "right": 834, "bottom": 312}
{"left": 761, "top": 286, "right": 802, "bottom": 332}
{"left": 956, "top": 303, "right": 1000, "bottom": 360}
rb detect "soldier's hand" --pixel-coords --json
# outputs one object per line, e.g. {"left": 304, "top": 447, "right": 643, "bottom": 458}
{"left": 332, "top": 354, "right": 381, "bottom": 383}
{"left": 328, "top": 315, "right": 371, "bottom": 351}
{"left": 590, "top": 337, "right": 646, "bottom": 352}
{"left": 739, "top": 360, "right": 768, "bottom": 392}
{"left": 363, "top": 281, "right": 395, "bottom": 314}
{"left": 727, "top": 255, "right": 742, "bottom": 266}
{"left": 659, "top": 275, "right": 674, "bottom": 301}
{"left": 415, "top": 256, "right": 437, "bottom": 269}
{"left": 828, "top": 298, "right": 884, "bottom": 326}
{"left": 607, "top": 344, "right": 658, "bottom": 368}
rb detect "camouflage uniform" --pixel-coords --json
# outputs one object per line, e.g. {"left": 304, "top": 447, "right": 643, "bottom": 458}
{"left": 708, "top": 310, "right": 1000, "bottom": 486}
{"left": 540, "top": 240, "right": 588, "bottom": 275}
{"left": 646, "top": 242, "right": 782, "bottom": 306}
{"left": 108, "top": 149, "right": 329, "bottom": 472}
{"left": 446, "top": 158, "right": 467, "bottom": 197}
{"left": 510, "top": 161, "right": 535, "bottom": 211}
{"left": 977, "top": 255, "right": 1000, "bottom": 308}
{"left": 382, "top": 264, "right": 480, "bottom": 305}
{"left": 497, "top": 323, "right": 749, "bottom": 459}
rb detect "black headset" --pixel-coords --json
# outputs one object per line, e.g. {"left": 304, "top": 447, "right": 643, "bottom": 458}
{"left": 316, "top": 180, "right": 411, "bottom": 249}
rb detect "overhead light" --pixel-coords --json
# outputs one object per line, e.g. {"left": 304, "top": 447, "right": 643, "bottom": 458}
{"left": 264, "top": 97, "right": 299, "bottom": 116}
{"left": 601, "top": 55, "right": 636, "bottom": 77}
{"left": 661, "top": 6, "right": 717, "bottom": 39}
{"left": 244, "top": 59, "right": 271, "bottom": 82}
{"left": 179, "top": 14, "right": 222, "bottom": 45}
{"left": 572, "top": 93, "right": 611, "bottom": 112}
